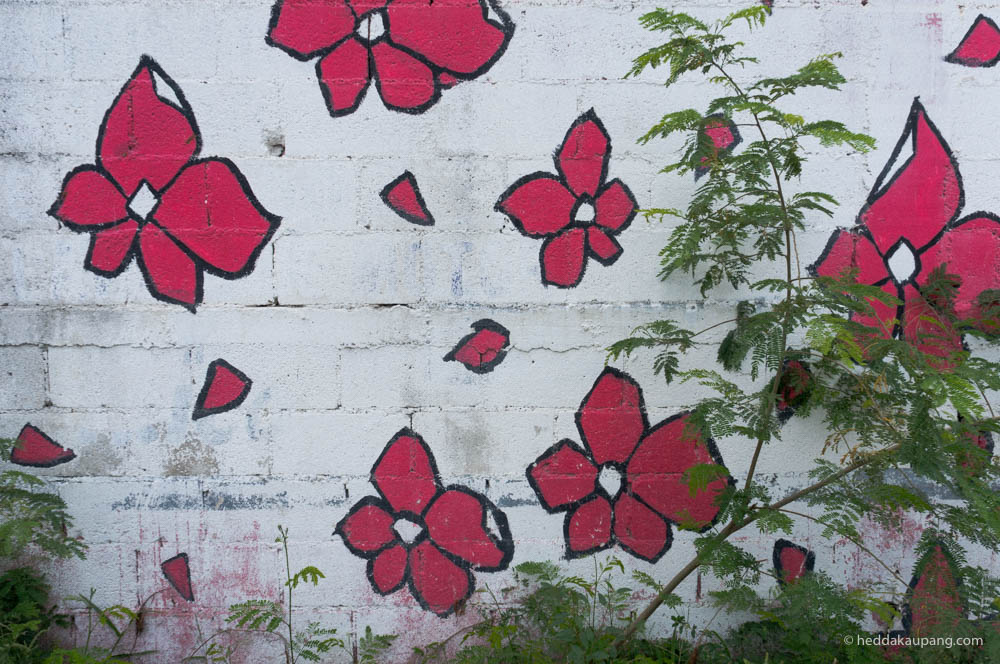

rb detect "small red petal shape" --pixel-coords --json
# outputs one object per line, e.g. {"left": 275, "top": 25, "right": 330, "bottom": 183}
{"left": 337, "top": 500, "right": 397, "bottom": 553}
{"left": 566, "top": 494, "right": 612, "bottom": 555}
{"left": 10, "top": 424, "right": 75, "bottom": 468}
{"left": 317, "top": 37, "right": 372, "bottom": 115}
{"left": 613, "top": 493, "right": 671, "bottom": 561}
{"left": 907, "top": 545, "right": 962, "bottom": 637}
{"left": 50, "top": 167, "right": 128, "bottom": 229}
{"left": 593, "top": 180, "right": 637, "bottom": 233}
{"left": 86, "top": 219, "right": 138, "bottom": 275}
{"left": 387, "top": 0, "right": 509, "bottom": 76}
{"left": 99, "top": 64, "right": 198, "bottom": 196}
{"left": 425, "top": 489, "right": 507, "bottom": 570}
{"left": 381, "top": 171, "right": 434, "bottom": 225}
{"left": 371, "top": 41, "right": 436, "bottom": 111}
{"left": 947, "top": 15, "right": 1000, "bottom": 67}
{"left": 370, "top": 543, "right": 408, "bottom": 594}
{"left": 161, "top": 553, "right": 194, "bottom": 602}
{"left": 153, "top": 159, "right": 277, "bottom": 274}
{"left": 777, "top": 544, "right": 810, "bottom": 584}
{"left": 627, "top": 415, "right": 729, "bottom": 530}
{"left": 444, "top": 320, "right": 510, "bottom": 372}
{"left": 138, "top": 223, "right": 199, "bottom": 307}
{"left": 528, "top": 441, "right": 599, "bottom": 510}
{"left": 812, "top": 230, "right": 890, "bottom": 286}
{"left": 267, "top": 0, "right": 356, "bottom": 58}
{"left": 558, "top": 115, "right": 610, "bottom": 198}
{"left": 371, "top": 431, "right": 439, "bottom": 515}
{"left": 577, "top": 368, "right": 646, "bottom": 466}
{"left": 408, "top": 540, "right": 472, "bottom": 616}
{"left": 194, "top": 360, "right": 252, "bottom": 419}
{"left": 498, "top": 176, "right": 576, "bottom": 236}
{"left": 541, "top": 228, "right": 586, "bottom": 287}
{"left": 860, "top": 103, "right": 961, "bottom": 254}
{"left": 902, "top": 284, "right": 963, "bottom": 363}
{"left": 587, "top": 227, "right": 622, "bottom": 262}
{"left": 704, "top": 119, "right": 736, "bottom": 151}
{"left": 917, "top": 216, "right": 1000, "bottom": 322}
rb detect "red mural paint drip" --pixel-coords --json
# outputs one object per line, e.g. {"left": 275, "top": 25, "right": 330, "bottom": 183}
{"left": 161, "top": 553, "right": 194, "bottom": 602}
{"left": 10, "top": 424, "right": 76, "bottom": 468}
{"left": 946, "top": 15, "right": 1000, "bottom": 67}
{"left": 380, "top": 171, "right": 435, "bottom": 226}
{"left": 904, "top": 543, "right": 964, "bottom": 637}
{"left": 193, "top": 359, "right": 252, "bottom": 420}
{"left": 444, "top": 319, "right": 510, "bottom": 373}
{"left": 772, "top": 539, "right": 815, "bottom": 585}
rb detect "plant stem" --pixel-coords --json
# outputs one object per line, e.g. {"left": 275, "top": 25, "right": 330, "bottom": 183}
{"left": 280, "top": 526, "right": 294, "bottom": 664}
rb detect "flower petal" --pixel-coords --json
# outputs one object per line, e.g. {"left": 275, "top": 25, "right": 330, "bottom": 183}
{"left": 335, "top": 496, "right": 398, "bottom": 557}
{"left": 98, "top": 58, "right": 200, "bottom": 196}
{"left": 11, "top": 424, "right": 75, "bottom": 468}
{"left": 137, "top": 223, "right": 201, "bottom": 310}
{"left": 380, "top": 171, "right": 434, "bottom": 226}
{"left": 576, "top": 367, "right": 647, "bottom": 466}
{"left": 266, "top": 0, "right": 356, "bottom": 60}
{"left": 153, "top": 158, "right": 280, "bottom": 276}
{"left": 161, "top": 553, "right": 195, "bottom": 602}
{"left": 917, "top": 214, "right": 1000, "bottom": 324}
{"left": 443, "top": 319, "right": 510, "bottom": 373}
{"left": 586, "top": 227, "right": 622, "bottom": 264}
{"left": 386, "top": 0, "right": 512, "bottom": 76}
{"left": 86, "top": 219, "right": 138, "bottom": 276}
{"left": 496, "top": 175, "right": 576, "bottom": 237}
{"left": 850, "top": 281, "right": 900, "bottom": 342}
{"left": 902, "top": 284, "right": 964, "bottom": 363}
{"left": 557, "top": 111, "right": 610, "bottom": 198}
{"left": 594, "top": 179, "right": 637, "bottom": 233}
{"left": 773, "top": 539, "right": 815, "bottom": 586}
{"left": 49, "top": 166, "right": 128, "bottom": 230}
{"left": 192, "top": 359, "right": 252, "bottom": 420}
{"left": 317, "top": 37, "right": 372, "bottom": 116}
{"left": 540, "top": 228, "right": 586, "bottom": 287}
{"left": 371, "top": 41, "right": 437, "bottom": 112}
{"left": 371, "top": 429, "right": 440, "bottom": 515}
{"left": 526, "top": 439, "right": 599, "bottom": 511}
{"left": 626, "top": 413, "right": 731, "bottom": 531}
{"left": 613, "top": 493, "right": 672, "bottom": 563}
{"left": 811, "top": 229, "right": 889, "bottom": 286}
{"left": 860, "top": 101, "right": 961, "bottom": 254}
{"left": 424, "top": 487, "right": 513, "bottom": 571}
{"left": 946, "top": 15, "right": 1000, "bottom": 67}
{"left": 368, "top": 543, "right": 408, "bottom": 594}
{"left": 565, "top": 494, "right": 612, "bottom": 557}
{"left": 408, "top": 540, "right": 473, "bottom": 616}
{"left": 903, "top": 543, "right": 964, "bottom": 637}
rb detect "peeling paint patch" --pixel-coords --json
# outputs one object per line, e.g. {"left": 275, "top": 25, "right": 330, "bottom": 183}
{"left": 163, "top": 435, "right": 220, "bottom": 477}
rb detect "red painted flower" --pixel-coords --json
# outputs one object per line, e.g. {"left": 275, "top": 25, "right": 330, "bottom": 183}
{"left": 335, "top": 429, "right": 513, "bottom": 616}
{"left": 48, "top": 57, "right": 280, "bottom": 312}
{"left": 810, "top": 99, "right": 1000, "bottom": 360}
{"left": 526, "top": 368, "right": 732, "bottom": 562}
{"left": 266, "top": 0, "right": 515, "bottom": 116}
{"left": 496, "top": 111, "right": 638, "bottom": 287}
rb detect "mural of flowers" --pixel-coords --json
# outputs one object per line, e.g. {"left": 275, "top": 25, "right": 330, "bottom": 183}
{"left": 525, "top": 368, "right": 733, "bottom": 562}
{"left": 335, "top": 429, "right": 514, "bottom": 616}
{"left": 266, "top": 0, "right": 515, "bottom": 116}
{"left": 809, "top": 99, "right": 1000, "bottom": 360}
{"left": 496, "top": 110, "right": 638, "bottom": 287}
{"left": 48, "top": 57, "right": 281, "bottom": 312}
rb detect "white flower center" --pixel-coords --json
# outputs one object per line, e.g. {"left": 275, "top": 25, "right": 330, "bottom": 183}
{"left": 127, "top": 182, "right": 159, "bottom": 221}
{"left": 886, "top": 242, "right": 917, "bottom": 283}
{"left": 393, "top": 517, "right": 423, "bottom": 544}
{"left": 598, "top": 464, "right": 623, "bottom": 497}
{"left": 574, "top": 201, "right": 596, "bottom": 224}
{"left": 356, "top": 11, "right": 386, "bottom": 44}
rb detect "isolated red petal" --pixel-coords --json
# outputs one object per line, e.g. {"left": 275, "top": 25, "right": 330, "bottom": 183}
{"left": 138, "top": 224, "right": 199, "bottom": 307}
{"left": 566, "top": 494, "right": 612, "bottom": 555}
{"left": 10, "top": 424, "right": 75, "bottom": 468}
{"left": 498, "top": 176, "right": 576, "bottom": 236}
{"left": 425, "top": 489, "right": 508, "bottom": 570}
{"left": 704, "top": 117, "right": 737, "bottom": 151}
{"left": 161, "top": 553, "right": 194, "bottom": 602}
{"left": 528, "top": 440, "right": 598, "bottom": 510}
{"left": 154, "top": 159, "right": 276, "bottom": 274}
{"left": 902, "top": 284, "right": 963, "bottom": 362}
{"left": 614, "top": 493, "right": 671, "bottom": 561}
{"left": 813, "top": 230, "right": 889, "bottom": 286}
{"left": 408, "top": 540, "right": 472, "bottom": 616}
{"left": 444, "top": 320, "right": 510, "bottom": 372}
{"left": 337, "top": 499, "right": 397, "bottom": 553}
{"left": 99, "top": 65, "right": 198, "bottom": 196}
{"left": 318, "top": 37, "right": 371, "bottom": 114}
{"left": 268, "top": 0, "right": 355, "bottom": 58}
{"left": 194, "top": 360, "right": 252, "bottom": 418}
{"left": 50, "top": 168, "right": 128, "bottom": 229}
{"left": 372, "top": 41, "right": 435, "bottom": 111}
{"left": 586, "top": 227, "right": 622, "bottom": 262}
{"left": 917, "top": 216, "right": 1000, "bottom": 322}
{"left": 860, "top": 104, "right": 960, "bottom": 254}
{"left": 387, "top": 0, "right": 509, "bottom": 75}
{"left": 381, "top": 171, "right": 433, "bottom": 225}
{"left": 86, "top": 219, "right": 138, "bottom": 274}
{"left": 907, "top": 545, "right": 963, "bottom": 637}
{"left": 558, "top": 116, "right": 610, "bottom": 198}
{"left": 578, "top": 368, "right": 646, "bottom": 466}
{"left": 371, "top": 431, "right": 439, "bottom": 515}
{"left": 593, "top": 180, "right": 636, "bottom": 232}
{"left": 947, "top": 15, "right": 1000, "bottom": 67}
{"left": 773, "top": 539, "right": 814, "bottom": 585}
{"left": 541, "top": 228, "right": 586, "bottom": 287}
{"left": 370, "top": 543, "right": 408, "bottom": 593}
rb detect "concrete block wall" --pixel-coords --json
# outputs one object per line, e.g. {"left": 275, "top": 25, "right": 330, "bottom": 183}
{"left": 2, "top": 0, "right": 1000, "bottom": 660}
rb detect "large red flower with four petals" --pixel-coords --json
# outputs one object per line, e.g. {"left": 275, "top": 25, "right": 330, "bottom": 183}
{"left": 48, "top": 57, "right": 280, "bottom": 312}
{"left": 335, "top": 429, "right": 514, "bottom": 617}
{"left": 810, "top": 99, "right": 1000, "bottom": 359}
{"left": 266, "top": 0, "right": 514, "bottom": 116}
{"left": 526, "top": 368, "right": 733, "bottom": 562}
{"left": 496, "top": 110, "right": 639, "bottom": 287}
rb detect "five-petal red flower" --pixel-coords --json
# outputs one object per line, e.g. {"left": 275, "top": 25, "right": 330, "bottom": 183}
{"left": 496, "top": 110, "right": 638, "bottom": 287}
{"left": 810, "top": 99, "right": 1000, "bottom": 360}
{"left": 48, "top": 57, "right": 280, "bottom": 312}
{"left": 526, "top": 368, "right": 732, "bottom": 562}
{"left": 266, "top": 0, "right": 514, "bottom": 116}
{"left": 335, "top": 429, "right": 514, "bottom": 616}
